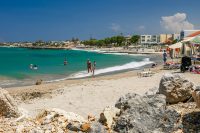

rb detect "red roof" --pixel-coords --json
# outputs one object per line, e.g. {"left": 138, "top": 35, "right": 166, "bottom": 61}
{"left": 187, "top": 31, "right": 200, "bottom": 37}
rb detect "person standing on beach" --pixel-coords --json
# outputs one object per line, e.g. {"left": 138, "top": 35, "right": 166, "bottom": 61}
{"left": 163, "top": 50, "right": 167, "bottom": 64}
{"left": 92, "top": 61, "right": 96, "bottom": 76}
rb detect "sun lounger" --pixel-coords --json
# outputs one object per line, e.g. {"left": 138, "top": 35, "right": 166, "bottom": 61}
{"left": 163, "top": 62, "right": 181, "bottom": 70}
{"left": 190, "top": 65, "right": 200, "bottom": 74}
{"left": 137, "top": 70, "right": 155, "bottom": 77}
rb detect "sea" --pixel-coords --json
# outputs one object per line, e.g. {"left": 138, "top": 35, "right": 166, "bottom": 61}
{"left": 0, "top": 47, "right": 155, "bottom": 87}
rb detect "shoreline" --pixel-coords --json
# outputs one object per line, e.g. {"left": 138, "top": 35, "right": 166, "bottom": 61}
{"left": 1, "top": 45, "right": 163, "bottom": 55}
{"left": 1, "top": 62, "right": 155, "bottom": 89}
{"left": 7, "top": 63, "right": 163, "bottom": 97}
{"left": 73, "top": 47, "right": 163, "bottom": 55}
{"left": 0, "top": 47, "right": 161, "bottom": 88}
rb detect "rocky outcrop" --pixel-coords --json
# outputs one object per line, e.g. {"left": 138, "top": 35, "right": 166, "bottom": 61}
{"left": 13, "top": 108, "right": 91, "bottom": 132}
{"left": 145, "top": 87, "right": 158, "bottom": 96}
{"left": 159, "top": 74, "right": 194, "bottom": 104}
{"left": 192, "top": 86, "right": 200, "bottom": 108}
{"left": 114, "top": 93, "right": 181, "bottom": 133}
{"left": 0, "top": 88, "right": 21, "bottom": 118}
{"left": 182, "top": 111, "right": 200, "bottom": 133}
{"left": 99, "top": 106, "right": 120, "bottom": 129}
{"left": 1, "top": 108, "right": 108, "bottom": 133}
{"left": 89, "top": 122, "right": 107, "bottom": 133}
{"left": 35, "top": 79, "right": 43, "bottom": 85}
{"left": 35, "top": 108, "right": 90, "bottom": 132}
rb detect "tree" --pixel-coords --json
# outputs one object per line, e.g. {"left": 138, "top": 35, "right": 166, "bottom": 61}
{"left": 172, "top": 39, "right": 178, "bottom": 44}
{"left": 82, "top": 35, "right": 127, "bottom": 47}
{"left": 130, "top": 35, "right": 140, "bottom": 45}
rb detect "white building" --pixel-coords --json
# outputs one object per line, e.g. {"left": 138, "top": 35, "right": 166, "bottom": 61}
{"left": 140, "top": 35, "right": 159, "bottom": 45}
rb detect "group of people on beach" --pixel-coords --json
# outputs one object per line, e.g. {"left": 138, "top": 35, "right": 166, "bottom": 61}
{"left": 87, "top": 59, "right": 96, "bottom": 76}
{"left": 63, "top": 57, "right": 96, "bottom": 76}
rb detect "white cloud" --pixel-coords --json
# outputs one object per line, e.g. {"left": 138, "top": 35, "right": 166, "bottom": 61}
{"left": 160, "top": 13, "right": 194, "bottom": 33}
{"left": 110, "top": 23, "right": 121, "bottom": 32}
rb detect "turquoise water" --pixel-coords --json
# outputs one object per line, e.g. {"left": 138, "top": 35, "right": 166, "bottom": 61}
{"left": 0, "top": 47, "right": 152, "bottom": 86}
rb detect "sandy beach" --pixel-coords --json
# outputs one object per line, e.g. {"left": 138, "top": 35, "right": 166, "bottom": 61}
{"left": 5, "top": 67, "right": 200, "bottom": 119}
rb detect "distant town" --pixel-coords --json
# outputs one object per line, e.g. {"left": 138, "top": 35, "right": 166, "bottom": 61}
{"left": 0, "top": 29, "right": 199, "bottom": 50}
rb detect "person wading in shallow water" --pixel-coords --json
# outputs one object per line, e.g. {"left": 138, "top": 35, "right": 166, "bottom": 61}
{"left": 87, "top": 59, "right": 92, "bottom": 73}
{"left": 92, "top": 61, "right": 96, "bottom": 76}
{"left": 64, "top": 58, "right": 67, "bottom": 65}
{"left": 88, "top": 61, "right": 92, "bottom": 72}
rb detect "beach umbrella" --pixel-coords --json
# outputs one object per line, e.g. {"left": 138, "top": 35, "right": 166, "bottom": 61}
{"left": 190, "top": 36, "right": 200, "bottom": 44}
{"left": 182, "top": 37, "right": 195, "bottom": 43}
{"left": 169, "top": 42, "right": 183, "bottom": 49}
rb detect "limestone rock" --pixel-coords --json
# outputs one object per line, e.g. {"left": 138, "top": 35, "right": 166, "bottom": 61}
{"left": 192, "top": 86, "right": 200, "bottom": 108}
{"left": 88, "top": 115, "right": 95, "bottom": 122}
{"left": 182, "top": 111, "right": 200, "bottom": 132}
{"left": 99, "top": 106, "right": 120, "bottom": 129}
{"left": 145, "top": 87, "right": 158, "bottom": 96}
{"left": 89, "top": 122, "right": 107, "bottom": 133}
{"left": 35, "top": 79, "right": 43, "bottom": 85}
{"left": 0, "top": 88, "right": 21, "bottom": 118}
{"left": 159, "top": 74, "right": 194, "bottom": 104}
{"left": 114, "top": 93, "right": 181, "bottom": 133}
{"left": 36, "top": 108, "right": 88, "bottom": 132}
{"left": 80, "top": 123, "right": 91, "bottom": 132}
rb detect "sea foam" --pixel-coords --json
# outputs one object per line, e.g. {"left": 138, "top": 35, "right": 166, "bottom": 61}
{"left": 69, "top": 58, "right": 153, "bottom": 79}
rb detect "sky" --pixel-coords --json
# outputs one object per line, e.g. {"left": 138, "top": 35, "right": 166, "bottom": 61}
{"left": 0, "top": 0, "right": 199, "bottom": 42}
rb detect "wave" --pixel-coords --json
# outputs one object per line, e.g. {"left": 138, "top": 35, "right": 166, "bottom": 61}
{"left": 72, "top": 48, "right": 149, "bottom": 56}
{"left": 46, "top": 58, "right": 153, "bottom": 83}
{"left": 67, "top": 58, "right": 153, "bottom": 79}
{"left": 1, "top": 58, "right": 152, "bottom": 85}
{"left": 72, "top": 48, "right": 105, "bottom": 53}
{"left": 103, "top": 53, "right": 129, "bottom": 55}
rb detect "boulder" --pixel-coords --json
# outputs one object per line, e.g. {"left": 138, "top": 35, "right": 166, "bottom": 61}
{"left": 145, "top": 87, "right": 158, "bottom": 96}
{"left": 81, "top": 123, "right": 91, "bottom": 132}
{"left": 99, "top": 106, "right": 120, "bottom": 129}
{"left": 36, "top": 108, "right": 88, "bottom": 132}
{"left": 88, "top": 114, "right": 95, "bottom": 122}
{"left": 114, "top": 93, "right": 181, "bottom": 133}
{"left": 35, "top": 79, "right": 43, "bottom": 85}
{"left": 89, "top": 122, "right": 107, "bottom": 133}
{"left": 192, "top": 86, "right": 200, "bottom": 108}
{"left": 159, "top": 74, "right": 194, "bottom": 104}
{"left": 0, "top": 88, "right": 21, "bottom": 118}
